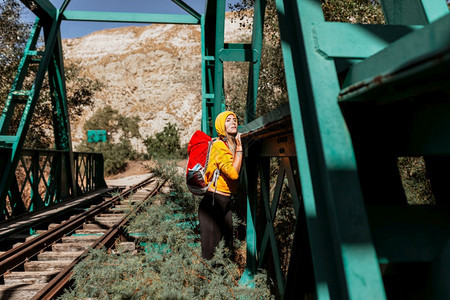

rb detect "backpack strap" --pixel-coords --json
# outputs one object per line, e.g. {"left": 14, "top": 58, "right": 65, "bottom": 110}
{"left": 205, "top": 138, "right": 221, "bottom": 205}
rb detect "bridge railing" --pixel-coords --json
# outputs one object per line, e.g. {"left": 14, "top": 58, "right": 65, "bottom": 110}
{"left": 239, "top": 104, "right": 305, "bottom": 297}
{"left": 74, "top": 151, "right": 106, "bottom": 194}
{"left": 2, "top": 149, "right": 106, "bottom": 220}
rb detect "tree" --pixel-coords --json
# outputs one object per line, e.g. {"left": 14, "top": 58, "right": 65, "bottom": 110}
{"left": 83, "top": 105, "right": 140, "bottom": 141}
{"left": 144, "top": 123, "right": 184, "bottom": 159}
{"left": 22, "top": 60, "right": 104, "bottom": 149}
{"left": 0, "top": 0, "right": 31, "bottom": 102}
{"left": 322, "top": 0, "right": 384, "bottom": 24}
{"left": 78, "top": 105, "right": 141, "bottom": 175}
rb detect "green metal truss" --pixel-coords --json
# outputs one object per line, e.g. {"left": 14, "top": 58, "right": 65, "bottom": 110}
{"left": 2, "top": 0, "right": 450, "bottom": 297}
{"left": 201, "top": 0, "right": 266, "bottom": 136}
{"left": 0, "top": 14, "right": 78, "bottom": 217}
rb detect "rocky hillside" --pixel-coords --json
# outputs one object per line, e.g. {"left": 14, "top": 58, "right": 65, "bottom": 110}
{"left": 63, "top": 15, "right": 251, "bottom": 151}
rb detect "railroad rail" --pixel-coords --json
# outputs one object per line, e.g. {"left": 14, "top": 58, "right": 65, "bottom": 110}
{"left": 0, "top": 175, "right": 165, "bottom": 299}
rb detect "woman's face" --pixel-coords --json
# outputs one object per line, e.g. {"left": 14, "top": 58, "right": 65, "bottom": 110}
{"left": 225, "top": 114, "right": 238, "bottom": 135}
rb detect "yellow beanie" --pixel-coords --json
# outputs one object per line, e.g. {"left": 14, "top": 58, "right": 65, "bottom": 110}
{"left": 215, "top": 111, "right": 237, "bottom": 137}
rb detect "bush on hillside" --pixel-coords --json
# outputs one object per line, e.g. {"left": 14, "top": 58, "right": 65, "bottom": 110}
{"left": 144, "top": 123, "right": 186, "bottom": 159}
{"left": 77, "top": 106, "right": 141, "bottom": 175}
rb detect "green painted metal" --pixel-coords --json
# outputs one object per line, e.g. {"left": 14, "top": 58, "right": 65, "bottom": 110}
{"left": 212, "top": 0, "right": 226, "bottom": 137}
{"left": 87, "top": 130, "right": 107, "bottom": 143}
{"left": 313, "top": 23, "right": 422, "bottom": 59}
{"left": 380, "top": 0, "right": 448, "bottom": 25}
{"left": 342, "top": 13, "right": 450, "bottom": 88}
{"left": 20, "top": 0, "right": 57, "bottom": 20}
{"left": 62, "top": 11, "right": 200, "bottom": 24}
{"left": 273, "top": 0, "right": 386, "bottom": 298}
{"left": 201, "top": 0, "right": 266, "bottom": 135}
{"left": 258, "top": 157, "right": 285, "bottom": 295}
{"left": 45, "top": 24, "right": 77, "bottom": 199}
{"left": 245, "top": 0, "right": 266, "bottom": 124}
{"left": 0, "top": 149, "right": 104, "bottom": 219}
{"left": 74, "top": 152, "right": 106, "bottom": 195}
{"left": 170, "top": 0, "right": 201, "bottom": 21}
{"left": 0, "top": 3, "right": 103, "bottom": 219}
{"left": 0, "top": 16, "right": 64, "bottom": 206}
{"left": 200, "top": 15, "right": 212, "bottom": 134}
{"left": 0, "top": 21, "right": 41, "bottom": 137}
{"left": 219, "top": 44, "right": 258, "bottom": 62}
{"left": 239, "top": 150, "right": 259, "bottom": 287}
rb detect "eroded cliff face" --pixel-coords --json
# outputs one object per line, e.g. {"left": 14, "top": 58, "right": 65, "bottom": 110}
{"left": 63, "top": 16, "right": 250, "bottom": 150}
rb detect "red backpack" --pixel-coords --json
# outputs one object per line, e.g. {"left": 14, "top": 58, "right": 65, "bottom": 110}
{"left": 186, "top": 130, "right": 220, "bottom": 196}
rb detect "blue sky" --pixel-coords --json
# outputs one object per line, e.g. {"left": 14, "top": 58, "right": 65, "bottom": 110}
{"left": 22, "top": 0, "right": 210, "bottom": 39}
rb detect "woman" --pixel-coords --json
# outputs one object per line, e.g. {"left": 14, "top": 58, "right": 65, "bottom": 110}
{"left": 198, "top": 111, "right": 243, "bottom": 260}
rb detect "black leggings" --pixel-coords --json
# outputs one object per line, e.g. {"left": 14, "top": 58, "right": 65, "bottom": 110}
{"left": 198, "top": 191, "right": 233, "bottom": 260}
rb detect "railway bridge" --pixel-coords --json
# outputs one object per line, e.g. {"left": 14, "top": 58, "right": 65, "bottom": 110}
{"left": 1, "top": 0, "right": 450, "bottom": 299}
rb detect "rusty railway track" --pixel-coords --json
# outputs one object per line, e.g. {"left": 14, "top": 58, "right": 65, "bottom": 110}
{"left": 0, "top": 175, "right": 166, "bottom": 299}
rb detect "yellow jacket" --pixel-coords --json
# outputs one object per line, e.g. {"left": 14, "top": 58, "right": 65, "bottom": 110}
{"left": 204, "top": 140, "right": 239, "bottom": 194}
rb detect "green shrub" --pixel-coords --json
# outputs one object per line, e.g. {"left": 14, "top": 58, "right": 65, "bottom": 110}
{"left": 144, "top": 123, "right": 186, "bottom": 159}
{"left": 77, "top": 106, "right": 141, "bottom": 175}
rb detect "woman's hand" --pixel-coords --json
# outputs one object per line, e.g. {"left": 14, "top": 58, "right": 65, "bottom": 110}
{"left": 233, "top": 132, "right": 243, "bottom": 174}
{"left": 235, "top": 133, "right": 242, "bottom": 151}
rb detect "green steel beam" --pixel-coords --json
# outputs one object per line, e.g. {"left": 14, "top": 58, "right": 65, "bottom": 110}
{"left": 212, "top": 0, "right": 226, "bottom": 137}
{"left": 0, "top": 13, "right": 64, "bottom": 211}
{"left": 170, "top": 0, "right": 201, "bottom": 21}
{"left": 202, "top": 1, "right": 217, "bottom": 136}
{"left": 0, "top": 21, "right": 42, "bottom": 135}
{"left": 201, "top": 0, "right": 227, "bottom": 136}
{"left": 245, "top": 0, "right": 266, "bottom": 124}
{"left": 59, "top": 0, "right": 71, "bottom": 13}
{"left": 380, "top": 0, "right": 448, "bottom": 25}
{"left": 20, "top": 0, "right": 57, "bottom": 20}
{"left": 239, "top": 151, "right": 259, "bottom": 287}
{"left": 342, "top": 13, "right": 450, "bottom": 89}
{"left": 45, "top": 28, "right": 77, "bottom": 198}
{"left": 219, "top": 47, "right": 258, "bottom": 62}
{"left": 258, "top": 158, "right": 285, "bottom": 295}
{"left": 313, "top": 23, "right": 421, "bottom": 59}
{"left": 62, "top": 10, "right": 200, "bottom": 24}
{"left": 275, "top": 0, "right": 385, "bottom": 298}
{"left": 200, "top": 15, "right": 211, "bottom": 134}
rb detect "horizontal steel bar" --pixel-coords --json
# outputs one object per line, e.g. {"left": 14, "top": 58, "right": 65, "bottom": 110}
{"left": 0, "top": 135, "right": 16, "bottom": 144}
{"left": 219, "top": 48, "right": 258, "bottom": 62}
{"left": 313, "top": 22, "right": 422, "bottom": 59}
{"left": 62, "top": 10, "right": 200, "bottom": 25}
{"left": 203, "top": 93, "right": 215, "bottom": 99}
{"left": 339, "top": 50, "right": 450, "bottom": 104}
{"left": 343, "top": 13, "right": 450, "bottom": 88}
